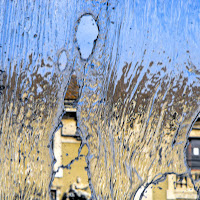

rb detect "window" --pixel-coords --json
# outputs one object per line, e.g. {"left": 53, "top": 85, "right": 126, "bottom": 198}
{"left": 50, "top": 190, "right": 57, "bottom": 200}
{"left": 193, "top": 147, "right": 199, "bottom": 156}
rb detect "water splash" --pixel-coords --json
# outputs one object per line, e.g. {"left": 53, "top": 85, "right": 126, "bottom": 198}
{"left": 0, "top": 0, "right": 200, "bottom": 199}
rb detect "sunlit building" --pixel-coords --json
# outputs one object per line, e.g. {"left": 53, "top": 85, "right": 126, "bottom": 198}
{"left": 51, "top": 75, "right": 91, "bottom": 200}
{"left": 147, "top": 118, "right": 200, "bottom": 200}
{"left": 51, "top": 75, "right": 200, "bottom": 200}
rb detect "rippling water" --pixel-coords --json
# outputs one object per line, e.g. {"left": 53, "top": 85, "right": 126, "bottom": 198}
{"left": 0, "top": 0, "right": 200, "bottom": 199}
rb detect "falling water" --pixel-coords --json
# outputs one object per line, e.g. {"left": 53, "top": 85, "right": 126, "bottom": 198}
{"left": 0, "top": 0, "right": 200, "bottom": 199}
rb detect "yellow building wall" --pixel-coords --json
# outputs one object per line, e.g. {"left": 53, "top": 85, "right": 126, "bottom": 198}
{"left": 52, "top": 141, "right": 90, "bottom": 200}
{"left": 152, "top": 177, "right": 168, "bottom": 200}
{"left": 152, "top": 174, "right": 198, "bottom": 200}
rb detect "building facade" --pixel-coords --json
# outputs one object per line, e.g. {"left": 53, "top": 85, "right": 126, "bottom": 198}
{"left": 148, "top": 119, "right": 200, "bottom": 200}
{"left": 51, "top": 75, "right": 200, "bottom": 200}
{"left": 51, "top": 75, "right": 91, "bottom": 200}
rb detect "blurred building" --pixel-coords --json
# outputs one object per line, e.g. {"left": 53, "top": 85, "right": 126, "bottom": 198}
{"left": 51, "top": 75, "right": 91, "bottom": 200}
{"left": 148, "top": 118, "right": 200, "bottom": 200}
{"left": 50, "top": 75, "right": 200, "bottom": 200}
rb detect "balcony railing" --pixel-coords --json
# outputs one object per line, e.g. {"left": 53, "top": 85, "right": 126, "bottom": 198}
{"left": 175, "top": 173, "right": 200, "bottom": 190}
